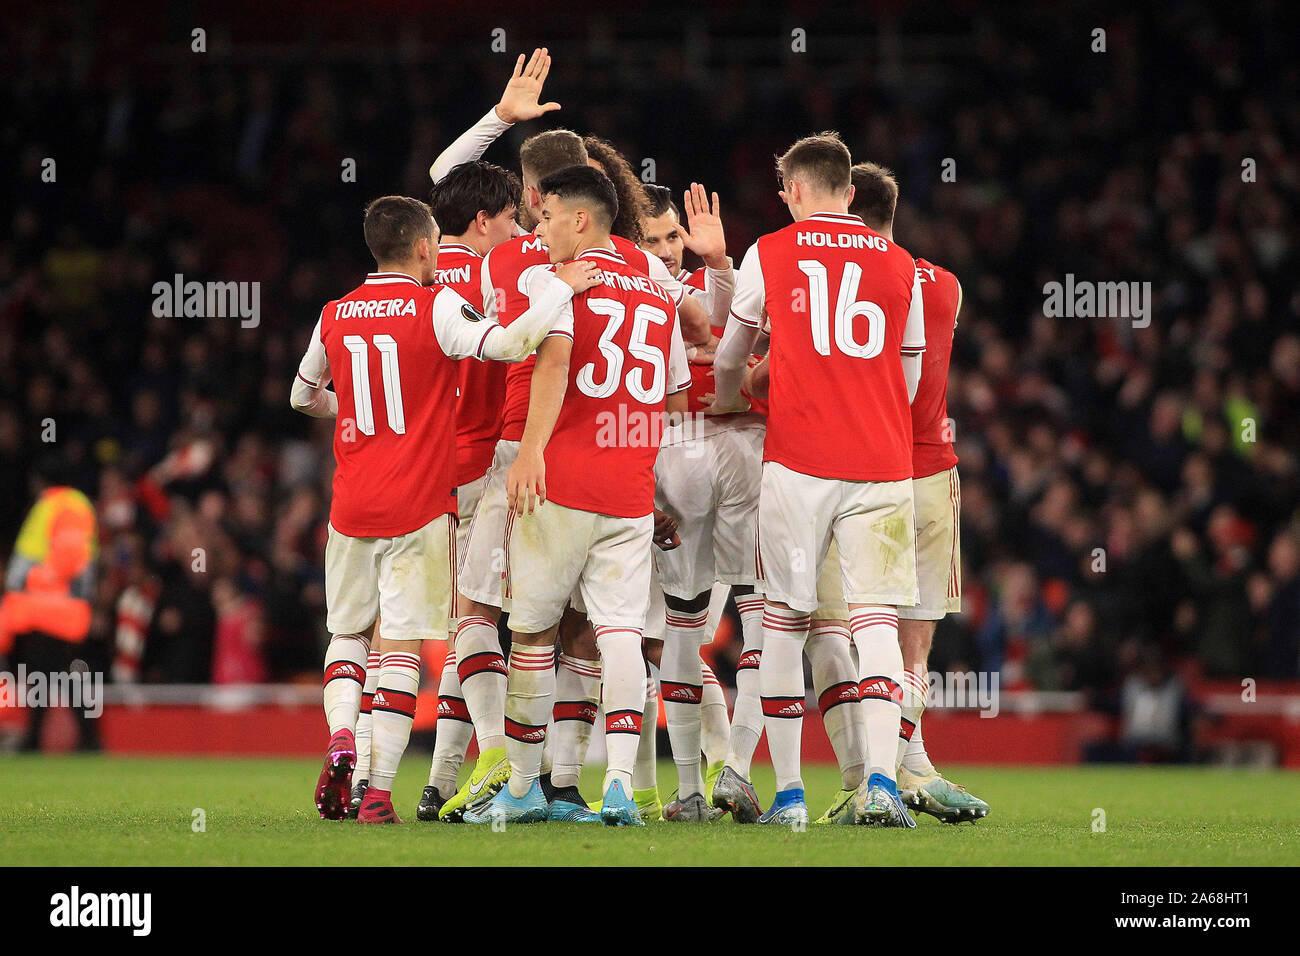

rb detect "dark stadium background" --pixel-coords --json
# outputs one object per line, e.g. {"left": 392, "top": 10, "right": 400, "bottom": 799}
{"left": 2, "top": 0, "right": 1298, "bottom": 764}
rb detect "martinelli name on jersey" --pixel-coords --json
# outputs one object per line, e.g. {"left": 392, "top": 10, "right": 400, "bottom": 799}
{"left": 588, "top": 268, "right": 674, "bottom": 303}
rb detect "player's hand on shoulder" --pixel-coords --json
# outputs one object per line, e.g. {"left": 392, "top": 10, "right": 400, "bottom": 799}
{"left": 555, "top": 259, "right": 602, "bottom": 293}
{"left": 507, "top": 449, "right": 547, "bottom": 515}
{"left": 495, "top": 48, "right": 561, "bottom": 124}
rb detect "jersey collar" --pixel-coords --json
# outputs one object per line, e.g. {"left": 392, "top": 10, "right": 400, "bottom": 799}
{"left": 805, "top": 212, "right": 866, "bottom": 226}
{"left": 438, "top": 242, "right": 481, "bottom": 258}
{"left": 365, "top": 272, "right": 422, "bottom": 286}
{"left": 578, "top": 246, "right": 625, "bottom": 264}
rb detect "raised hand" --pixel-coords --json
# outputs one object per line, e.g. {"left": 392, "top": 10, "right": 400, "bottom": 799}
{"left": 495, "top": 48, "right": 561, "bottom": 124}
{"left": 678, "top": 182, "right": 727, "bottom": 268}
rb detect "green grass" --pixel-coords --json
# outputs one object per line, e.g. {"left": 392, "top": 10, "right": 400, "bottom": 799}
{"left": 1, "top": 756, "right": 1296, "bottom": 866}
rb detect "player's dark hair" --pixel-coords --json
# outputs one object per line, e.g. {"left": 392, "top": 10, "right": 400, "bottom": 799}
{"left": 429, "top": 161, "right": 522, "bottom": 236}
{"left": 642, "top": 183, "right": 680, "bottom": 220}
{"left": 538, "top": 165, "right": 619, "bottom": 231}
{"left": 363, "top": 195, "right": 434, "bottom": 263}
{"left": 849, "top": 161, "right": 899, "bottom": 230}
{"left": 519, "top": 129, "right": 589, "bottom": 184}
{"left": 582, "top": 136, "right": 648, "bottom": 243}
{"left": 776, "top": 131, "right": 852, "bottom": 195}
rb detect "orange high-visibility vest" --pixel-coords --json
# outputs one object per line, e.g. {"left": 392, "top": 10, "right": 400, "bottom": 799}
{"left": 0, "top": 487, "right": 97, "bottom": 651}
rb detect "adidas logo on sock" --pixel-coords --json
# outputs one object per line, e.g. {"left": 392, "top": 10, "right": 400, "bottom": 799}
{"left": 373, "top": 691, "right": 389, "bottom": 707}
{"left": 606, "top": 713, "right": 640, "bottom": 732}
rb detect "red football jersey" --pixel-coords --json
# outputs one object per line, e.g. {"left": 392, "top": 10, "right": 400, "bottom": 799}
{"left": 487, "top": 231, "right": 690, "bottom": 443}
{"left": 730, "top": 212, "right": 925, "bottom": 482}
{"left": 302, "top": 273, "right": 495, "bottom": 537}
{"left": 482, "top": 230, "right": 553, "bottom": 443}
{"left": 435, "top": 242, "right": 507, "bottom": 486}
{"left": 911, "top": 258, "right": 961, "bottom": 479}
{"left": 544, "top": 248, "right": 682, "bottom": 518}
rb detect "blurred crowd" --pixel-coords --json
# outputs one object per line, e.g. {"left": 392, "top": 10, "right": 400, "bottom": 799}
{"left": 1, "top": 3, "right": 1297, "bottom": 703}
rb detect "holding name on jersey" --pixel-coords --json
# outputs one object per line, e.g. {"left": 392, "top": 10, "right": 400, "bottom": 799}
{"left": 291, "top": 48, "right": 988, "bottom": 831}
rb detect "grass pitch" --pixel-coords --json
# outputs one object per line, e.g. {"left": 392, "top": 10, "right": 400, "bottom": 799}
{"left": 1, "top": 756, "right": 1296, "bottom": 866}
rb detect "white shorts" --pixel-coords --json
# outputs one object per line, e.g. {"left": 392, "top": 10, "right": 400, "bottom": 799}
{"left": 654, "top": 424, "right": 764, "bottom": 599}
{"left": 644, "top": 559, "right": 667, "bottom": 644}
{"left": 455, "top": 471, "right": 489, "bottom": 556}
{"left": 505, "top": 501, "right": 654, "bottom": 634}
{"left": 325, "top": 513, "right": 456, "bottom": 641}
{"left": 457, "top": 439, "right": 520, "bottom": 610}
{"left": 813, "top": 538, "right": 849, "bottom": 621}
{"left": 758, "top": 461, "right": 918, "bottom": 614}
{"left": 899, "top": 467, "right": 961, "bottom": 621}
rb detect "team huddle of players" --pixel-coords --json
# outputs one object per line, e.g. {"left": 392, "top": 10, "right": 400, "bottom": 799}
{"left": 294, "top": 49, "right": 990, "bottom": 827}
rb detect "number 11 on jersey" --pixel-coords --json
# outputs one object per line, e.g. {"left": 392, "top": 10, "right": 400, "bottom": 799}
{"left": 343, "top": 333, "right": 406, "bottom": 435}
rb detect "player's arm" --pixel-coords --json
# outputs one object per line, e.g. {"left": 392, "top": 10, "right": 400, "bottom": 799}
{"left": 428, "top": 48, "right": 560, "bottom": 183}
{"left": 289, "top": 316, "right": 338, "bottom": 418}
{"left": 901, "top": 268, "right": 927, "bottom": 404}
{"left": 675, "top": 286, "right": 711, "bottom": 346}
{"left": 707, "top": 242, "right": 763, "bottom": 414}
{"left": 507, "top": 330, "right": 573, "bottom": 515}
{"left": 434, "top": 262, "right": 600, "bottom": 363}
{"left": 665, "top": 301, "right": 692, "bottom": 418}
{"left": 741, "top": 354, "right": 769, "bottom": 400}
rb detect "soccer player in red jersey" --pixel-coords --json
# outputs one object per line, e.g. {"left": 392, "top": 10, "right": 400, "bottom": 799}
{"left": 350, "top": 162, "right": 523, "bottom": 818}
{"left": 425, "top": 52, "right": 609, "bottom": 822}
{"left": 370, "top": 160, "right": 525, "bottom": 822}
{"left": 709, "top": 133, "right": 926, "bottom": 827}
{"left": 430, "top": 57, "right": 701, "bottom": 822}
{"left": 466, "top": 165, "right": 687, "bottom": 826}
{"left": 848, "top": 161, "right": 989, "bottom": 822}
{"left": 293, "top": 195, "right": 599, "bottom": 823}
{"left": 436, "top": 128, "right": 601, "bottom": 823}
